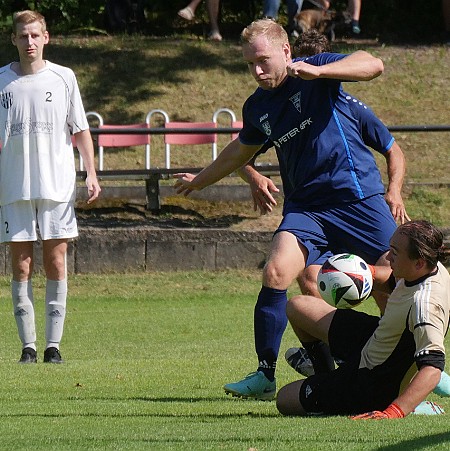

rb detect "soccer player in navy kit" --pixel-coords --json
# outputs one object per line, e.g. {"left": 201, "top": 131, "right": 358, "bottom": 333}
{"left": 241, "top": 60, "right": 450, "bottom": 400}
{"left": 241, "top": 29, "right": 409, "bottom": 306}
{"left": 174, "top": 18, "right": 395, "bottom": 400}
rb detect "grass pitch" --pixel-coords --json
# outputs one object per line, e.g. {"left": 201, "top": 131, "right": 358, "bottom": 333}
{"left": 0, "top": 271, "right": 449, "bottom": 450}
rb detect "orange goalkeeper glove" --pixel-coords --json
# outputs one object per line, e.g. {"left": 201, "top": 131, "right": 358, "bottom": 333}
{"left": 350, "top": 403, "right": 405, "bottom": 420}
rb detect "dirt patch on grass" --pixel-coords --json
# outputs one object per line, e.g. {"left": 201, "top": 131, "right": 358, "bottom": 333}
{"left": 76, "top": 196, "right": 283, "bottom": 231}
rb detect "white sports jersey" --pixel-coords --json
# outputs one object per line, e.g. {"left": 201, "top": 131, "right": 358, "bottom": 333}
{"left": 0, "top": 61, "right": 89, "bottom": 205}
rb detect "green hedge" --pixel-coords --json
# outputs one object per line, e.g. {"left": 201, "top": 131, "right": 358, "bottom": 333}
{"left": 1, "top": 0, "right": 445, "bottom": 42}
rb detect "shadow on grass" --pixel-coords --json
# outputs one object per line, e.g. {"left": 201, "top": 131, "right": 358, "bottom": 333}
{"left": 377, "top": 432, "right": 450, "bottom": 450}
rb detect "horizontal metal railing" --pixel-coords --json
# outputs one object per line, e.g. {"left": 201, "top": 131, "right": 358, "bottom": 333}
{"left": 81, "top": 123, "right": 450, "bottom": 180}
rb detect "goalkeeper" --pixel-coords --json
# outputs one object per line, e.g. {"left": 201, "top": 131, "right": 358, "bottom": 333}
{"left": 276, "top": 220, "right": 450, "bottom": 418}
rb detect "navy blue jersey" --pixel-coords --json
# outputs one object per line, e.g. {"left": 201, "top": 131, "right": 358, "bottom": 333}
{"left": 254, "top": 93, "right": 394, "bottom": 160}
{"left": 343, "top": 93, "right": 394, "bottom": 154}
{"left": 239, "top": 53, "right": 389, "bottom": 208}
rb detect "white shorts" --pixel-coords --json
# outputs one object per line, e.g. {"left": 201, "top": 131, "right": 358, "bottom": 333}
{"left": 0, "top": 200, "right": 78, "bottom": 242}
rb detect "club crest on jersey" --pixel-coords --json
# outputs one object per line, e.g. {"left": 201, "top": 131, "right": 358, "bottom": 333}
{"left": 261, "top": 121, "right": 271, "bottom": 136}
{"left": 289, "top": 91, "right": 302, "bottom": 113}
{"left": 1, "top": 92, "right": 12, "bottom": 109}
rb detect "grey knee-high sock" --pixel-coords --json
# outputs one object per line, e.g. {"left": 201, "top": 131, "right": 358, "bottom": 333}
{"left": 12, "top": 280, "right": 36, "bottom": 349}
{"left": 45, "top": 279, "right": 67, "bottom": 349}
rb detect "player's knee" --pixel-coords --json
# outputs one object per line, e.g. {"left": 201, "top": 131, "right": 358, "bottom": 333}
{"left": 298, "top": 275, "right": 319, "bottom": 296}
{"left": 276, "top": 382, "right": 306, "bottom": 416}
{"left": 288, "top": 293, "right": 311, "bottom": 308}
{"left": 263, "top": 261, "right": 292, "bottom": 288}
{"left": 375, "top": 252, "right": 390, "bottom": 267}
{"left": 13, "top": 261, "right": 32, "bottom": 281}
{"left": 298, "top": 265, "right": 321, "bottom": 296}
{"left": 276, "top": 386, "right": 292, "bottom": 415}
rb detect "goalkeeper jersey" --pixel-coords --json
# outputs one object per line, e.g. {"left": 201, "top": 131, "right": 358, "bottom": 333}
{"left": 360, "top": 262, "right": 450, "bottom": 372}
{"left": 0, "top": 61, "right": 89, "bottom": 205}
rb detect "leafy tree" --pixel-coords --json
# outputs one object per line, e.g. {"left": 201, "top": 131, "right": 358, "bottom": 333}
{"left": 0, "top": 0, "right": 445, "bottom": 42}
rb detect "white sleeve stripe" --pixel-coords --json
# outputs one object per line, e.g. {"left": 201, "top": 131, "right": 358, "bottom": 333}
{"left": 414, "top": 280, "right": 432, "bottom": 324}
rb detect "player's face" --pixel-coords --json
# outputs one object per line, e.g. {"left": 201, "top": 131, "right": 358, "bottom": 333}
{"left": 242, "top": 35, "right": 291, "bottom": 90}
{"left": 387, "top": 231, "right": 417, "bottom": 281}
{"left": 11, "top": 21, "right": 49, "bottom": 64}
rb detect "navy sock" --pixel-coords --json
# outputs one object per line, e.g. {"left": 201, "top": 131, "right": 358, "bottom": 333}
{"left": 254, "top": 286, "right": 288, "bottom": 381}
{"left": 303, "top": 340, "right": 335, "bottom": 374}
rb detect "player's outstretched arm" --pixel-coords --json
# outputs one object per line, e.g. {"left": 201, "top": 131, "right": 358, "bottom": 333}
{"left": 74, "top": 129, "right": 101, "bottom": 204}
{"left": 383, "top": 142, "right": 410, "bottom": 224}
{"left": 351, "top": 365, "right": 441, "bottom": 419}
{"left": 287, "top": 50, "right": 383, "bottom": 81}
{"left": 174, "top": 140, "right": 260, "bottom": 196}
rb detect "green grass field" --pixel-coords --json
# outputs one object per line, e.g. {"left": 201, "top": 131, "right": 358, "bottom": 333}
{"left": 0, "top": 271, "right": 449, "bottom": 450}
{"left": 0, "top": 31, "right": 448, "bottom": 449}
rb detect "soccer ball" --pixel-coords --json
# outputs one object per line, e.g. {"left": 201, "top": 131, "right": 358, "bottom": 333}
{"left": 317, "top": 253, "right": 373, "bottom": 309}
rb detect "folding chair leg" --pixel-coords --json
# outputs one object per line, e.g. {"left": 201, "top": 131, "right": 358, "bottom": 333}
{"left": 145, "top": 175, "right": 161, "bottom": 211}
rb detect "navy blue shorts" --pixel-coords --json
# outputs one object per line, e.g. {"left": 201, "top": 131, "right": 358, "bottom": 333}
{"left": 276, "top": 194, "right": 397, "bottom": 266}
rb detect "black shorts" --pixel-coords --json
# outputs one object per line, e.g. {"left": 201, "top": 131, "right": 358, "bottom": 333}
{"left": 299, "top": 309, "right": 397, "bottom": 416}
{"left": 328, "top": 309, "right": 379, "bottom": 363}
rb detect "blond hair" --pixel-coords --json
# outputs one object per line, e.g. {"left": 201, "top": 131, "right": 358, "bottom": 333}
{"left": 241, "top": 18, "right": 289, "bottom": 47}
{"left": 12, "top": 10, "right": 47, "bottom": 34}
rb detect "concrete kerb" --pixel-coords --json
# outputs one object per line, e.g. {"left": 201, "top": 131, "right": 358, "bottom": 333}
{"left": 0, "top": 228, "right": 273, "bottom": 275}
{"left": 0, "top": 227, "right": 448, "bottom": 275}
{"left": 76, "top": 227, "right": 273, "bottom": 273}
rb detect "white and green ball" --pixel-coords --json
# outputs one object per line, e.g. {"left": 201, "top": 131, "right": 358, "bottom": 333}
{"left": 317, "top": 253, "right": 373, "bottom": 309}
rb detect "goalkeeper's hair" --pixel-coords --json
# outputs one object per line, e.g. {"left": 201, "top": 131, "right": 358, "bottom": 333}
{"left": 397, "top": 220, "right": 450, "bottom": 268}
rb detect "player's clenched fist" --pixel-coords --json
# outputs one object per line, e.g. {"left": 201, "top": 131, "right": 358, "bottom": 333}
{"left": 287, "top": 61, "right": 320, "bottom": 80}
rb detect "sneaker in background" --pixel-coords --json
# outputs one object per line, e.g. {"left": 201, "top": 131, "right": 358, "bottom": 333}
{"left": 43, "top": 347, "right": 63, "bottom": 364}
{"left": 19, "top": 347, "right": 37, "bottom": 364}
{"left": 351, "top": 20, "right": 361, "bottom": 35}
{"left": 412, "top": 401, "right": 445, "bottom": 415}
{"left": 285, "top": 347, "right": 315, "bottom": 377}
